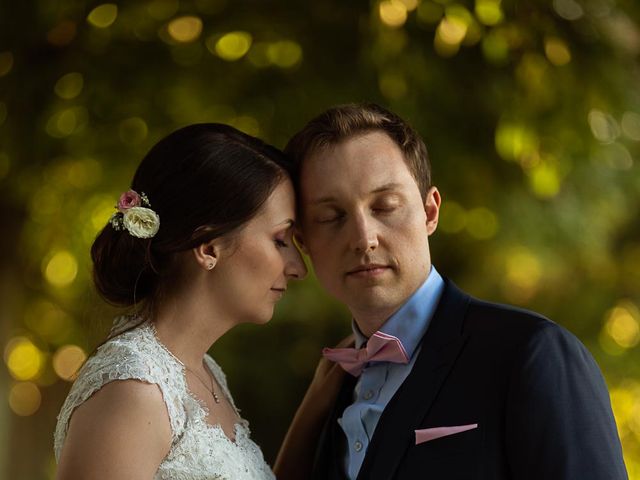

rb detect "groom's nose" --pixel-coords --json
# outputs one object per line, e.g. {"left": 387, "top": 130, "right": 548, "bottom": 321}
{"left": 349, "top": 211, "right": 379, "bottom": 254}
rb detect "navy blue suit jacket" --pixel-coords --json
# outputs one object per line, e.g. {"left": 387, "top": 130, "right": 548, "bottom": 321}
{"left": 313, "top": 279, "right": 628, "bottom": 479}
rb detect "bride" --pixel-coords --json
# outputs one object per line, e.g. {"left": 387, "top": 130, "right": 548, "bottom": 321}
{"left": 54, "top": 123, "right": 344, "bottom": 479}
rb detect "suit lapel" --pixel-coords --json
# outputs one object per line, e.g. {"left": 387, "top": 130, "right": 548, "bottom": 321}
{"left": 357, "top": 279, "right": 471, "bottom": 480}
{"left": 314, "top": 372, "right": 357, "bottom": 480}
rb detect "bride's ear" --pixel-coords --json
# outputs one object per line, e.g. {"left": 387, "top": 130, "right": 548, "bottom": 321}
{"left": 193, "top": 240, "right": 222, "bottom": 271}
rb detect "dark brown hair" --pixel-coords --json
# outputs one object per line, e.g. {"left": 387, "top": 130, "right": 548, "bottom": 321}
{"left": 91, "top": 123, "right": 291, "bottom": 312}
{"left": 284, "top": 103, "right": 432, "bottom": 199}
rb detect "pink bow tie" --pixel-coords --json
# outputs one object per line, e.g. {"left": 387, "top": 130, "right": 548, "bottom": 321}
{"left": 322, "top": 331, "right": 409, "bottom": 376}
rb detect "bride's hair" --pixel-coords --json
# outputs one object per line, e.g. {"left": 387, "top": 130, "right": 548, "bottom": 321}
{"left": 91, "top": 123, "right": 291, "bottom": 312}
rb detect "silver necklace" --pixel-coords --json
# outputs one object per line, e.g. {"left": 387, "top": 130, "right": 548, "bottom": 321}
{"left": 185, "top": 365, "right": 220, "bottom": 404}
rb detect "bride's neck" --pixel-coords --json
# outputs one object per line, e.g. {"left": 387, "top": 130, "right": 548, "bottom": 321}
{"left": 151, "top": 290, "right": 233, "bottom": 370}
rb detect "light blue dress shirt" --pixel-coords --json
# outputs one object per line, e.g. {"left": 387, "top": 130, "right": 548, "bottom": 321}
{"left": 338, "top": 267, "right": 445, "bottom": 480}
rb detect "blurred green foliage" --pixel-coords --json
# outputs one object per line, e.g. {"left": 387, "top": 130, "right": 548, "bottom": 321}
{"left": 1, "top": 0, "right": 639, "bottom": 478}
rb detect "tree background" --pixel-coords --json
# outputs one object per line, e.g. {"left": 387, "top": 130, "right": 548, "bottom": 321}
{"left": 1, "top": 0, "right": 639, "bottom": 478}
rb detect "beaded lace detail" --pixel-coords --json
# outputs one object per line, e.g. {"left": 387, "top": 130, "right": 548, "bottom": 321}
{"left": 54, "top": 316, "right": 275, "bottom": 480}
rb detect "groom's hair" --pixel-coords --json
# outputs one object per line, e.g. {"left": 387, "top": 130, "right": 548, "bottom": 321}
{"left": 285, "top": 103, "right": 432, "bottom": 200}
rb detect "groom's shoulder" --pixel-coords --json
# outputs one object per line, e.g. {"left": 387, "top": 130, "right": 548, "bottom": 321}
{"left": 461, "top": 290, "right": 574, "bottom": 345}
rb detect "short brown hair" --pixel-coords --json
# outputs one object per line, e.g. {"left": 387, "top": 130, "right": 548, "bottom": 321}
{"left": 285, "top": 103, "right": 432, "bottom": 199}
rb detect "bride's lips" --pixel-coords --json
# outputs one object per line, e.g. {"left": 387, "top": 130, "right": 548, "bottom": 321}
{"left": 271, "top": 287, "right": 286, "bottom": 298}
{"left": 346, "top": 264, "right": 391, "bottom": 278}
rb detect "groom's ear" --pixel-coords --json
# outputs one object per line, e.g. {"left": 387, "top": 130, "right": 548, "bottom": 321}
{"left": 293, "top": 227, "right": 309, "bottom": 255}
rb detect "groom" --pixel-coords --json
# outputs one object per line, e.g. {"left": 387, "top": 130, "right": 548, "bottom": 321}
{"left": 285, "top": 103, "right": 627, "bottom": 479}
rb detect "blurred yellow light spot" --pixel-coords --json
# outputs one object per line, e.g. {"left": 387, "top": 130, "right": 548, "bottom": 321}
{"left": 43, "top": 250, "right": 78, "bottom": 288}
{"left": 621, "top": 111, "right": 640, "bottom": 141}
{"left": 212, "top": 31, "right": 253, "bottom": 61}
{"left": 54, "top": 72, "right": 84, "bottom": 100}
{"left": 466, "top": 207, "right": 499, "bottom": 239}
{"left": 439, "top": 201, "right": 467, "bottom": 233}
{"left": 495, "top": 122, "right": 538, "bottom": 162}
{"left": 505, "top": 247, "right": 541, "bottom": 292}
{"left": 588, "top": 109, "right": 620, "bottom": 144}
{"left": 544, "top": 37, "right": 571, "bottom": 66}
{"left": 528, "top": 163, "right": 560, "bottom": 198}
{"left": 475, "top": 0, "right": 503, "bottom": 26}
{"left": 87, "top": 4, "right": 118, "bottom": 28}
{"left": 482, "top": 29, "right": 509, "bottom": 63}
{"left": 53, "top": 345, "right": 87, "bottom": 381}
{"left": 379, "top": 0, "right": 408, "bottom": 27}
{"left": 5, "top": 338, "right": 44, "bottom": 381}
{"left": 417, "top": 2, "right": 443, "bottom": 24}
{"left": 9, "top": 382, "right": 41, "bottom": 416}
{"left": 0, "top": 51, "right": 13, "bottom": 77}
{"left": 167, "top": 16, "right": 203, "bottom": 43}
{"left": 147, "top": 0, "right": 180, "bottom": 20}
{"left": 119, "top": 117, "right": 148, "bottom": 145}
{"left": 604, "top": 302, "right": 640, "bottom": 350}
{"left": 267, "top": 41, "right": 303, "bottom": 68}
{"left": 379, "top": 72, "right": 408, "bottom": 99}
{"left": 437, "top": 17, "right": 467, "bottom": 45}
{"left": 0, "top": 152, "right": 9, "bottom": 181}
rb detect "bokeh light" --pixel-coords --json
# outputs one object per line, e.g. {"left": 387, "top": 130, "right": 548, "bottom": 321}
{"left": 466, "top": 207, "right": 499, "bottom": 240}
{"left": 603, "top": 302, "right": 640, "bottom": 351}
{"left": 379, "top": 0, "right": 408, "bottom": 28}
{"left": 167, "top": 15, "right": 203, "bottom": 43}
{"left": 8, "top": 382, "right": 42, "bottom": 417}
{"left": 87, "top": 4, "right": 118, "bottom": 28}
{"left": 210, "top": 31, "right": 253, "bottom": 61}
{"left": 54, "top": 72, "right": 84, "bottom": 100}
{"left": 545, "top": 37, "right": 571, "bottom": 66}
{"left": 475, "top": 0, "right": 504, "bottom": 26}
{"left": 53, "top": 345, "right": 87, "bottom": 381}
{"left": 589, "top": 109, "right": 620, "bottom": 144}
{"left": 4, "top": 337, "right": 45, "bottom": 381}
{"left": 43, "top": 250, "right": 78, "bottom": 288}
{"left": 266, "top": 41, "right": 302, "bottom": 68}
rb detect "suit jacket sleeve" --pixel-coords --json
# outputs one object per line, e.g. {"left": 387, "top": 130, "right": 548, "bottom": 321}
{"left": 505, "top": 322, "right": 628, "bottom": 479}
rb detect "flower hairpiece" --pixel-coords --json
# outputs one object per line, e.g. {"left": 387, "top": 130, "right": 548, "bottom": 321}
{"left": 109, "top": 189, "right": 160, "bottom": 239}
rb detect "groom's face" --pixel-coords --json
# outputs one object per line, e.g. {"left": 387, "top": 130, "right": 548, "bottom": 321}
{"left": 298, "top": 130, "right": 440, "bottom": 318}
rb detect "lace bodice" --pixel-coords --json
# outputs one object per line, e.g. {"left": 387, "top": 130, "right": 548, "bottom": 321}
{"left": 54, "top": 316, "right": 276, "bottom": 480}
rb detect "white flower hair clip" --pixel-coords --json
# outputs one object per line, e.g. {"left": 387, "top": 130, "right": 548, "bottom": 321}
{"left": 109, "top": 189, "right": 160, "bottom": 239}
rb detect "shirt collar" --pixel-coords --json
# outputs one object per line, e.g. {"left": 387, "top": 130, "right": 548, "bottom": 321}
{"left": 352, "top": 266, "right": 445, "bottom": 359}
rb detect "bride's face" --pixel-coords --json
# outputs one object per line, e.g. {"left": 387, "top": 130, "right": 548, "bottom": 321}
{"left": 213, "top": 178, "right": 307, "bottom": 324}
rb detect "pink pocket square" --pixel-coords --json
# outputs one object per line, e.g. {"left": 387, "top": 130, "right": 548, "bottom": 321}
{"left": 415, "top": 423, "right": 478, "bottom": 445}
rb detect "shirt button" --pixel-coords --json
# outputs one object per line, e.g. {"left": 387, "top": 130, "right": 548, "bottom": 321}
{"left": 354, "top": 440, "right": 363, "bottom": 452}
{"left": 363, "top": 390, "right": 374, "bottom": 400}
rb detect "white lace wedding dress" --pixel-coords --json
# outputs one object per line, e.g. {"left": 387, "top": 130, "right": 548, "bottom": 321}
{"left": 54, "top": 316, "right": 276, "bottom": 480}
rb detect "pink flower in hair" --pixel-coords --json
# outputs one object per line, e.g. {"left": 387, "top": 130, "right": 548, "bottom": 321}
{"left": 117, "top": 190, "right": 141, "bottom": 211}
